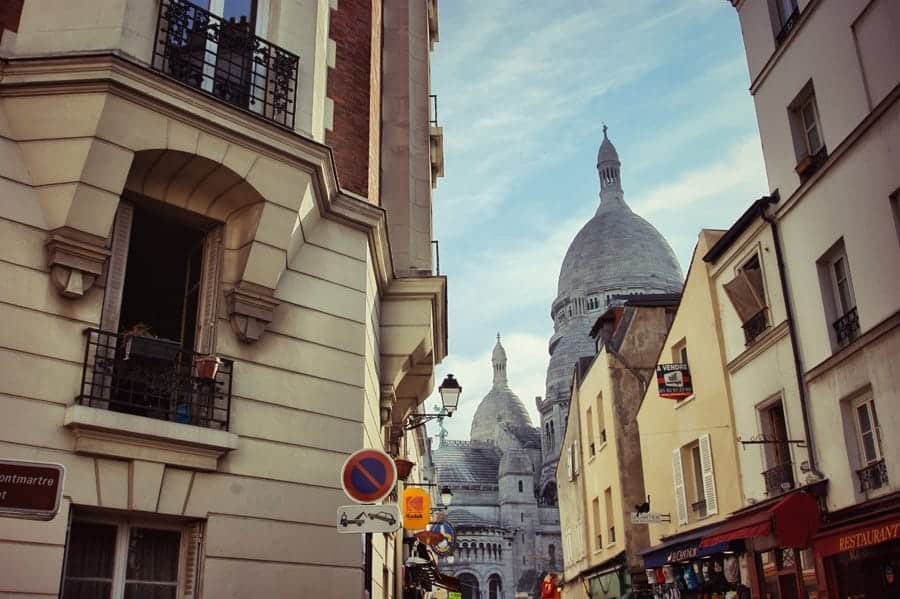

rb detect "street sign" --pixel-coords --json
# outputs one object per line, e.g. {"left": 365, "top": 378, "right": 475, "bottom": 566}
{"left": 0, "top": 459, "right": 65, "bottom": 521}
{"left": 336, "top": 504, "right": 401, "bottom": 534}
{"left": 630, "top": 511, "right": 671, "bottom": 524}
{"left": 402, "top": 487, "right": 430, "bottom": 530}
{"left": 428, "top": 520, "right": 456, "bottom": 555}
{"left": 341, "top": 448, "right": 397, "bottom": 504}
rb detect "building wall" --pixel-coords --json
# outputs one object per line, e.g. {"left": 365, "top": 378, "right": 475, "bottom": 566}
{"left": 638, "top": 231, "right": 744, "bottom": 545}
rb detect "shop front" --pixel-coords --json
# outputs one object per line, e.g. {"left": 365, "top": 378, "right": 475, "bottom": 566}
{"left": 581, "top": 553, "right": 635, "bottom": 599}
{"left": 698, "top": 489, "right": 823, "bottom": 599}
{"left": 812, "top": 492, "right": 900, "bottom": 599}
{"left": 642, "top": 522, "right": 751, "bottom": 599}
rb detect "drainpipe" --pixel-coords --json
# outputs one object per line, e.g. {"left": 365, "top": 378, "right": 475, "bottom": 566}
{"left": 760, "top": 198, "right": 825, "bottom": 479}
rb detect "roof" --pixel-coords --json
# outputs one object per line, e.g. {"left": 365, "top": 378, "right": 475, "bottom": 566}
{"left": 505, "top": 423, "right": 541, "bottom": 449}
{"left": 433, "top": 440, "right": 501, "bottom": 486}
{"left": 446, "top": 508, "right": 501, "bottom": 530}
{"left": 703, "top": 192, "right": 779, "bottom": 263}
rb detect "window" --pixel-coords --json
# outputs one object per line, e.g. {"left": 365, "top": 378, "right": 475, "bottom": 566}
{"left": 818, "top": 240, "right": 859, "bottom": 348}
{"left": 592, "top": 497, "right": 602, "bottom": 550}
{"left": 596, "top": 393, "right": 607, "bottom": 445}
{"left": 586, "top": 406, "right": 595, "bottom": 456}
{"left": 769, "top": 0, "right": 799, "bottom": 43}
{"left": 854, "top": 396, "right": 884, "bottom": 465}
{"left": 62, "top": 516, "right": 202, "bottom": 599}
{"left": 671, "top": 340, "right": 692, "bottom": 402}
{"left": 520, "top": 512, "right": 524, "bottom": 523}
{"left": 789, "top": 83, "right": 827, "bottom": 180}
{"left": 549, "top": 544, "right": 556, "bottom": 568}
{"left": 518, "top": 480, "right": 523, "bottom": 493}
{"left": 673, "top": 434, "right": 718, "bottom": 525}
{"left": 604, "top": 488, "right": 615, "bottom": 545}
{"left": 891, "top": 190, "right": 900, "bottom": 246}
{"left": 760, "top": 400, "right": 795, "bottom": 495}
{"left": 689, "top": 443, "right": 707, "bottom": 519}
{"left": 723, "top": 253, "right": 769, "bottom": 345}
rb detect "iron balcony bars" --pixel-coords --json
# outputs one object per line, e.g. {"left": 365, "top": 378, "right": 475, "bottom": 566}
{"left": 833, "top": 306, "right": 860, "bottom": 347}
{"left": 857, "top": 459, "right": 889, "bottom": 494}
{"left": 152, "top": 0, "right": 299, "bottom": 129}
{"left": 77, "top": 328, "right": 232, "bottom": 430}
{"left": 762, "top": 461, "right": 796, "bottom": 496}
{"left": 742, "top": 308, "right": 769, "bottom": 345}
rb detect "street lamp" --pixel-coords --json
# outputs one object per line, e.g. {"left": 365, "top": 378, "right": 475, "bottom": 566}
{"left": 440, "top": 486, "right": 453, "bottom": 507}
{"left": 404, "top": 374, "right": 463, "bottom": 430}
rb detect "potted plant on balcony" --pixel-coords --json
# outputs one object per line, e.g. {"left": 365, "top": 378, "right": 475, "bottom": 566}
{"left": 122, "top": 323, "right": 181, "bottom": 362}
{"left": 194, "top": 354, "right": 222, "bottom": 380}
{"left": 394, "top": 457, "right": 415, "bottom": 481}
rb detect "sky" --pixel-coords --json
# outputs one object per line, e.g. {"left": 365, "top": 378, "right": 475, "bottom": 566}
{"left": 423, "top": 0, "right": 769, "bottom": 441}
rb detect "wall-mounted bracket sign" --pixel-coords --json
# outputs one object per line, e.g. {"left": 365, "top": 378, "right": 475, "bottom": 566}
{"left": 630, "top": 512, "right": 671, "bottom": 524}
{"left": 0, "top": 459, "right": 66, "bottom": 521}
{"left": 341, "top": 448, "right": 397, "bottom": 504}
{"left": 336, "top": 504, "right": 401, "bottom": 534}
{"left": 656, "top": 363, "right": 692, "bottom": 400}
{"left": 427, "top": 520, "right": 456, "bottom": 555}
{"left": 402, "top": 487, "right": 431, "bottom": 531}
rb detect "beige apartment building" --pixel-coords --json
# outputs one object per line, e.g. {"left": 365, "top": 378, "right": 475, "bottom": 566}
{"left": 557, "top": 296, "right": 678, "bottom": 599}
{"left": 713, "top": 1, "right": 900, "bottom": 598}
{"left": 0, "top": 0, "right": 447, "bottom": 597}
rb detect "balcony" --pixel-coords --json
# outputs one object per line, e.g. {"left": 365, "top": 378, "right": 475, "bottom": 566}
{"left": 691, "top": 499, "right": 707, "bottom": 519}
{"left": 151, "top": 0, "right": 300, "bottom": 128}
{"left": 742, "top": 309, "right": 769, "bottom": 345}
{"left": 763, "top": 462, "right": 796, "bottom": 496}
{"left": 76, "top": 329, "right": 232, "bottom": 430}
{"left": 857, "top": 460, "right": 889, "bottom": 494}
{"left": 775, "top": 9, "right": 799, "bottom": 45}
{"left": 833, "top": 307, "right": 860, "bottom": 347}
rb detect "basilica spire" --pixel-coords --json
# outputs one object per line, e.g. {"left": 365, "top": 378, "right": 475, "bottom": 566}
{"left": 492, "top": 333, "right": 508, "bottom": 386}
{"left": 597, "top": 125, "right": 624, "bottom": 205}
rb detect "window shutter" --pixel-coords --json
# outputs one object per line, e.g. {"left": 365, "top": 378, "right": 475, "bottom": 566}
{"left": 699, "top": 434, "right": 718, "bottom": 516}
{"left": 100, "top": 203, "right": 134, "bottom": 333}
{"left": 672, "top": 448, "right": 688, "bottom": 525}
{"left": 573, "top": 442, "right": 580, "bottom": 476}
{"left": 195, "top": 226, "right": 224, "bottom": 355}
{"left": 566, "top": 445, "right": 574, "bottom": 481}
{"left": 181, "top": 521, "right": 205, "bottom": 599}
{"left": 723, "top": 272, "right": 766, "bottom": 323}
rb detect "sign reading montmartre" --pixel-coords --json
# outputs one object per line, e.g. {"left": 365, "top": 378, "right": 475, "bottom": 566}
{"left": 0, "top": 459, "right": 66, "bottom": 521}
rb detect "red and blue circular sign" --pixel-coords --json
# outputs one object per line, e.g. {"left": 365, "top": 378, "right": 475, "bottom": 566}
{"left": 341, "top": 448, "right": 397, "bottom": 504}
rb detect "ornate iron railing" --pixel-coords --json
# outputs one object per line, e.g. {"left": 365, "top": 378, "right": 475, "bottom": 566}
{"left": 691, "top": 500, "right": 707, "bottom": 519}
{"left": 742, "top": 308, "right": 769, "bottom": 345}
{"left": 76, "top": 328, "right": 232, "bottom": 430}
{"left": 857, "top": 459, "right": 889, "bottom": 493}
{"left": 763, "top": 461, "right": 795, "bottom": 495}
{"left": 429, "top": 94, "right": 439, "bottom": 127}
{"left": 775, "top": 8, "right": 799, "bottom": 45}
{"left": 833, "top": 307, "right": 860, "bottom": 347}
{"left": 152, "top": 0, "right": 299, "bottom": 128}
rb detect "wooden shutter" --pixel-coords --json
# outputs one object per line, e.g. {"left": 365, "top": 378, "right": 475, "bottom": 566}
{"left": 195, "top": 226, "right": 224, "bottom": 355}
{"left": 723, "top": 271, "right": 766, "bottom": 323}
{"left": 672, "top": 448, "right": 688, "bottom": 525}
{"left": 573, "top": 442, "right": 580, "bottom": 476}
{"left": 566, "top": 444, "right": 573, "bottom": 481}
{"left": 100, "top": 203, "right": 134, "bottom": 333}
{"left": 181, "top": 521, "right": 205, "bottom": 599}
{"left": 699, "top": 434, "right": 718, "bottom": 516}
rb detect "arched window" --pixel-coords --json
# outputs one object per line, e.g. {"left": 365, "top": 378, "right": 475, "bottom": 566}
{"left": 459, "top": 573, "right": 479, "bottom": 599}
{"left": 489, "top": 575, "right": 503, "bottom": 599}
{"left": 478, "top": 542, "right": 485, "bottom": 560}
{"left": 549, "top": 543, "right": 557, "bottom": 568}
{"left": 518, "top": 480, "right": 523, "bottom": 493}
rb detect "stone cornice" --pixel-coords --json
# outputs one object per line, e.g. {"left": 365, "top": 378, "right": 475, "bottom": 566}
{"left": 726, "top": 319, "right": 790, "bottom": 374}
{"left": 0, "top": 52, "right": 398, "bottom": 293}
{"left": 804, "top": 310, "right": 900, "bottom": 384}
{"left": 384, "top": 276, "right": 448, "bottom": 364}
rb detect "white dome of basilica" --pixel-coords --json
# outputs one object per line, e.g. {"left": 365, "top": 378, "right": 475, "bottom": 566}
{"left": 470, "top": 335, "right": 533, "bottom": 443}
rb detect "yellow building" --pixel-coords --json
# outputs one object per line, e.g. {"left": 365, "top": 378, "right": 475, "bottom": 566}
{"left": 636, "top": 230, "right": 749, "bottom": 592}
{"left": 558, "top": 296, "right": 679, "bottom": 599}
{"left": 0, "top": 1, "right": 447, "bottom": 597}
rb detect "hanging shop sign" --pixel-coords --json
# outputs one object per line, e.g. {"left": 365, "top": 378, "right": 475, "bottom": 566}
{"left": 656, "top": 363, "right": 692, "bottom": 400}
{"left": 630, "top": 512, "right": 671, "bottom": 524}
{"left": 402, "top": 487, "right": 430, "bottom": 530}
{"left": 341, "top": 448, "right": 397, "bottom": 504}
{"left": 0, "top": 459, "right": 66, "bottom": 521}
{"left": 336, "top": 504, "right": 401, "bottom": 534}
{"left": 427, "top": 520, "right": 456, "bottom": 555}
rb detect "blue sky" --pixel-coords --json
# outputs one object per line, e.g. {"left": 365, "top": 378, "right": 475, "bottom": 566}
{"left": 424, "top": 0, "right": 769, "bottom": 440}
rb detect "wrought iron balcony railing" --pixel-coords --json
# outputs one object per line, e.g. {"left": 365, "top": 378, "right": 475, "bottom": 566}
{"left": 775, "top": 9, "right": 799, "bottom": 45}
{"left": 763, "top": 461, "right": 795, "bottom": 495}
{"left": 833, "top": 307, "right": 860, "bottom": 347}
{"left": 742, "top": 308, "right": 769, "bottom": 345}
{"left": 857, "top": 459, "right": 889, "bottom": 494}
{"left": 76, "top": 328, "right": 232, "bottom": 430}
{"left": 691, "top": 500, "right": 707, "bottom": 519}
{"left": 152, "top": 0, "right": 300, "bottom": 128}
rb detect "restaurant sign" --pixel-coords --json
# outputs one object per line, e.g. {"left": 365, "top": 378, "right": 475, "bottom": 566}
{"left": 815, "top": 517, "right": 900, "bottom": 557}
{"left": 0, "top": 459, "right": 66, "bottom": 521}
{"left": 656, "top": 363, "right": 692, "bottom": 400}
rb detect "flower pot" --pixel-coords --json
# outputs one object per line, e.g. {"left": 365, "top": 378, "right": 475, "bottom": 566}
{"left": 394, "top": 458, "right": 415, "bottom": 481}
{"left": 194, "top": 356, "right": 222, "bottom": 380}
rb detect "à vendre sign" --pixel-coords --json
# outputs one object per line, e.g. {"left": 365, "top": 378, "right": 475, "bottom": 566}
{"left": 656, "top": 363, "right": 692, "bottom": 400}
{"left": 0, "top": 459, "right": 66, "bottom": 521}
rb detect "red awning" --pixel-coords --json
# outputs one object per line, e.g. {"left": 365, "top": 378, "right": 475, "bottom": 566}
{"left": 700, "top": 492, "right": 820, "bottom": 548}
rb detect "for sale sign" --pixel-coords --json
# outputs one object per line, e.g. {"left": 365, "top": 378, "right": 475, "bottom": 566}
{"left": 0, "top": 459, "right": 65, "bottom": 521}
{"left": 656, "top": 363, "right": 692, "bottom": 400}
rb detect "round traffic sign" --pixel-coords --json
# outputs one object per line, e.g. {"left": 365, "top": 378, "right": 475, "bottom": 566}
{"left": 341, "top": 448, "right": 397, "bottom": 503}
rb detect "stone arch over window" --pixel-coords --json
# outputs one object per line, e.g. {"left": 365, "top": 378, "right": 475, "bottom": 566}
{"left": 488, "top": 574, "right": 503, "bottom": 599}
{"left": 459, "top": 573, "right": 479, "bottom": 599}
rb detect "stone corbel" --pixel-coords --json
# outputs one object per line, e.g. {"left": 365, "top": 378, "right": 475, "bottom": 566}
{"left": 225, "top": 284, "right": 279, "bottom": 342}
{"left": 46, "top": 230, "right": 111, "bottom": 298}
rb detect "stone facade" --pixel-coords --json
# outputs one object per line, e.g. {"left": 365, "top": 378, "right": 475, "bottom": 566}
{"left": 434, "top": 337, "right": 561, "bottom": 599}
{"left": 539, "top": 129, "right": 684, "bottom": 499}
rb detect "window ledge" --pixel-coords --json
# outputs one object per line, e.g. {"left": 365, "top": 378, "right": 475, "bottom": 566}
{"left": 605, "top": 542, "right": 617, "bottom": 549}
{"left": 674, "top": 395, "right": 696, "bottom": 410}
{"left": 64, "top": 405, "right": 239, "bottom": 470}
{"left": 597, "top": 441, "right": 608, "bottom": 453}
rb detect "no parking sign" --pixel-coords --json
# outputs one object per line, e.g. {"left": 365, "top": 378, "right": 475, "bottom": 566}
{"left": 341, "top": 448, "right": 397, "bottom": 504}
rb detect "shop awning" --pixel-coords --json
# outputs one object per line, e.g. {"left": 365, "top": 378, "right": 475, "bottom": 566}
{"left": 813, "top": 512, "right": 900, "bottom": 557}
{"left": 641, "top": 521, "right": 744, "bottom": 568}
{"left": 700, "top": 491, "right": 819, "bottom": 548}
